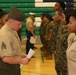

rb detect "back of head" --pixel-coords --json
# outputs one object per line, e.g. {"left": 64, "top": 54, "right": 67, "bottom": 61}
{"left": 40, "top": 13, "right": 45, "bottom": 20}
{"left": 70, "top": 9, "right": 76, "bottom": 19}
{"left": 8, "top": 7, "right": 25, "bottom": 22}
{"left": 0, "top": 11, "right": 7, "bottom": 18}
{"left": 57, "top": 0, "right": 65, "bottom": 10}
{"left": 63, "top": 8, "right": 74, "bottom": 23}
{"left": 43, "top": 13, "right": 53, "bottom": 21}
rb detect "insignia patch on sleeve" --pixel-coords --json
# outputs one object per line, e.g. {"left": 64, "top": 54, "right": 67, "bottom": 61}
{"left": 1, "top": 42, "right": 6, "bottom": 50}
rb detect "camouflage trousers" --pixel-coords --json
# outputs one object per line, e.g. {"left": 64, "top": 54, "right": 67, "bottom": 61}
{"left": 54, "top": 55, "right": 67, "bottom": 75}
{"left": 46, "top": 40, "right": 53, "bottom": 55}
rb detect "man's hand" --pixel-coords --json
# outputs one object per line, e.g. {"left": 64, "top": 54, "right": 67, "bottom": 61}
{"left": 33, "top": 35, "right": 36, "bottom": 38}
{"left": 2, "top": 56, "right": 30, "bottom": 65}
{"left": 21, "top": 53, "right": 26, "bottom": 58}
{"left": 20, "top": 58, "right": 30, "bottom": 65}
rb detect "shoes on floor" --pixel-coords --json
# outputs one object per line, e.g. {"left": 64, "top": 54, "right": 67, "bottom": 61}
{"left": 33, "top": 46, "right": 37, "bottom": 49}
{"left": 32, "top": 56, "right": 36, "bottom": 58}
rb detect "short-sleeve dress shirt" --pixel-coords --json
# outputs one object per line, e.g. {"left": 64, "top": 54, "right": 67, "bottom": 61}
{"left": 0, "top": 23, "right": 22, "bottom": 58}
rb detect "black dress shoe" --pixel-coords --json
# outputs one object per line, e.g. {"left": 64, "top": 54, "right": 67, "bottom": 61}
{"left": 32, "top": 56, "right": 36, "bottom": 58}
{"left": 33, "top": 46, "right": 37, "bottom": 49}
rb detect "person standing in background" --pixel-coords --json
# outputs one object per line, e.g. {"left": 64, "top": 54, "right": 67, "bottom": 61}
{"left": 26, "top": 12, "right": 36, "bottom": 55}
{"left": 51, "top": 1, "right": 66, "bottom": 74}
{"left": 0, "top": 9, "right": 8, "bottom": 29}
{"left": 39, "top": 13, "right": 46, "bottom": 51}
{"left": 43, "top": 13, "right": 54, "bottom": 59}
{"left": 0, "top": 7, "right": 30, "bottom": 75}
{"left": 51, "top": 10, "right": 69, "bottom": 75}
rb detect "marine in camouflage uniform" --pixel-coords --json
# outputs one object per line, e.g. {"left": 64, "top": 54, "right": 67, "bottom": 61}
{"left": 51, "top": 23, "right": 69, "bottom": 75}
{"left": 57, "top": 25, "right": 69, "bottom": 75}
{"left": 45, "top": 21, "right": 54, "bottom": 59}
{"left": 40, "top": 13, "right": 54, "bottom": 58}
{"left": 40, "top": 22, "right": 47, "bottom": 51}
{"left": 39, "top": 21, "right": 46, "bottom": 50}
{"left": 51, "top": 23, "right": 59, "bottom": 53}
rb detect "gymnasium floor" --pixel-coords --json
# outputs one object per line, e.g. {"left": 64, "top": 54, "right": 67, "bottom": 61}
{"left": 21, "top": 44, "right": 57, "bottom": 75}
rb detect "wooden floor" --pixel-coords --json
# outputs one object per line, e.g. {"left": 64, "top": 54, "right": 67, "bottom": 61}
{"left": 21, "top": 44, "right": 57, "bottom": 75}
